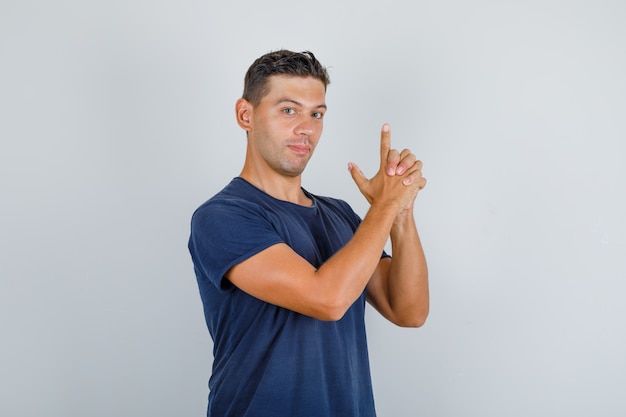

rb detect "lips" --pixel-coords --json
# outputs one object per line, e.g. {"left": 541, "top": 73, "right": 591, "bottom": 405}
{"left": 287, "top": 144, "right": 310, "bottom": 155}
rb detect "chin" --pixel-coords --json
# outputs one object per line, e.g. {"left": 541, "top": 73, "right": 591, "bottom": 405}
{"left": 280, "top": 166, "right": 306, "bottom": 177}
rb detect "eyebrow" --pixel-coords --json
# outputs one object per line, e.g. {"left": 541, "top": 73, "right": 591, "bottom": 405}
{"left": 276, "top": 98, "right": 327, "bottom": 110}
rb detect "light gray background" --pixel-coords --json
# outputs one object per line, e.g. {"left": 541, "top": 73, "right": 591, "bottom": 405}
{"left": 2, "top": 1, "right": 625, "bottom": 416}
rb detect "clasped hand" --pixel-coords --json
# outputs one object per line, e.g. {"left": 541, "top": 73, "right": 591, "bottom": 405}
{"left": 348, "top": 123, "right": 426, "bottom": 213}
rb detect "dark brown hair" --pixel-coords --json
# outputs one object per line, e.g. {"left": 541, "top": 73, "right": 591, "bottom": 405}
{"left": 242, "top": 50, "right": 330, "bottom": 106}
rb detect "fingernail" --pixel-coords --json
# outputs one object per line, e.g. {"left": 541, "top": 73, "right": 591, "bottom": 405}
{"left": 382, "top": 124, "right": 390, "bottom": 132}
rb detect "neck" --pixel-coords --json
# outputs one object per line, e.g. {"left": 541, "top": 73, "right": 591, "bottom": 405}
{"left": 239, "top": 166, "right": 312, "bottom": 206}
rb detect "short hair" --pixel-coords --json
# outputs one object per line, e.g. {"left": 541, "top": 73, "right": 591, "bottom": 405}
{"left": 242, "top": 50, "right": 331, "bottom": 106}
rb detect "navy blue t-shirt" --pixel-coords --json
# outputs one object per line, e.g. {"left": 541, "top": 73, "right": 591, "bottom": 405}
{"left": 188, "top": 178, "right": 379, "bottom": 417}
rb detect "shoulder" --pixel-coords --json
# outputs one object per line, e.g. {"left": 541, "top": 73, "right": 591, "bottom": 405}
{"left": 190, "top": 179, "right": 300, "bottom": 245}
{"left": 192, "top": 178, "right": 267, "bottom": 223}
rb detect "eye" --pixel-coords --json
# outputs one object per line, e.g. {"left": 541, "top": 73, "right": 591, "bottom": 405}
{"left": 312, "top": 112, "right": 324, "bottom": 119}
{"left": 283, "top": 108, "right": 296, "bottom": 115}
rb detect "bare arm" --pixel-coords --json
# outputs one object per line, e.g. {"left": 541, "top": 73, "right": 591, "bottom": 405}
{"left": 366, "top": 207, "right": 429, "bottom": 327}
{"left": 351, "top": 125, "right": 430, "bottom": 327}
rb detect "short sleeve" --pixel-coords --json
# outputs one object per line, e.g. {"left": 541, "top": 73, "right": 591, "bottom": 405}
{"left": 188, "top": 199, "right": 284, "bottom": 290}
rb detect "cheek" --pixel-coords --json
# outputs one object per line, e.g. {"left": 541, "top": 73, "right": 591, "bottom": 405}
{"left": 311, "top": 129, "right": 323, "bottom": 147}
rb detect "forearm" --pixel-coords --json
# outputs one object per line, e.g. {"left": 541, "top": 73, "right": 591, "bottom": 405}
{"left": 387, "top": 211, "right": 429, "bottom": 326}
{"left": 314, "top": 202, "right": 398, "bottom": 317}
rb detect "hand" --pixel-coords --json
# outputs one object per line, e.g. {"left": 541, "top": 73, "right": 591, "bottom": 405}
{"left": 348, "top": 124, "right": 426, "bottom": 214}
{"left": 382, "top": 124, "right": 426, "bottom": 212}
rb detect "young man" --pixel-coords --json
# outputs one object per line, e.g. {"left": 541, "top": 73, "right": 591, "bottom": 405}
{"left": 188, "top": 50, "right": 428, "bottom": 416}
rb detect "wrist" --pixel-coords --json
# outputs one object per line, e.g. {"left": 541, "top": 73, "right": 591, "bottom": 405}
{"left": 391, "top": 209, "right": 416, "bottom": 235}
{"left": 365, "top": 201, "right": 402, "bottom": 229}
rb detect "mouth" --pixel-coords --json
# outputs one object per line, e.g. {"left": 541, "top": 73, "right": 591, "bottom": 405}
{"left": 287, "top": 144, "right": 310, "bottom": 155}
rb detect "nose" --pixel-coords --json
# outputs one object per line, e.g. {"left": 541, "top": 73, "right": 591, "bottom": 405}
{"left": 295, "top": 117, "right": 314, "bottom": 137}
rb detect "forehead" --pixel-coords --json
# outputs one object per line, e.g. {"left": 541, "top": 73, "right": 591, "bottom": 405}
{"left": 263, "top": 75, "right": 326, "bottom": 103}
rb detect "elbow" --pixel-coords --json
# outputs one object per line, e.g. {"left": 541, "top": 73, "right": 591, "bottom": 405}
{"left": 316, "top": 310, "right": 348, "bottom": 322}
{"left": 311, "top": 296, "right": 354, "bottom": 322}
{"left": 403, "top": 315, "right": 428, "bottom": 328}
{"left": 316, "top": 303, "right": 351, "bottom": 322}
{"left": 396, "top": 307, "right": 429, "bottom": 328}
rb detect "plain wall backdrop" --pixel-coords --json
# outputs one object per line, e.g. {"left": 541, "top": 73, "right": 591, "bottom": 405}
{"left": 1, "top": 1, "right": 625, "bottom": 416}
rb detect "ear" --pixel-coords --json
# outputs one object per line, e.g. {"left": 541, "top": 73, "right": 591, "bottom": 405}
{"left": 235, "top": 98, "right": 253, "bottom": 131}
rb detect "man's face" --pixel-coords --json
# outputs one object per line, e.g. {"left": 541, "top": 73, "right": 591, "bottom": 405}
{"left": 247, "top": 75, "right": 327, "bottom": 178}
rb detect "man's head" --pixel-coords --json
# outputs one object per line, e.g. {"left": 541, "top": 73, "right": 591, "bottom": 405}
{"left": 242, "top": 50, "right": 330, "bottom": 107}
{"left": 235, "top": 50, "right": 330, "bottom": 182}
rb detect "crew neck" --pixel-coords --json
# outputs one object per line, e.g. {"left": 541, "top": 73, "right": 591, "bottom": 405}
{"left": 234, "top": 177, "right": 317, "bottom": 208}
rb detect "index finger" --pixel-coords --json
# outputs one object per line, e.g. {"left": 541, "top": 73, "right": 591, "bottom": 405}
{"left": 380, "top": 123, "right": 391, "bottom": 170}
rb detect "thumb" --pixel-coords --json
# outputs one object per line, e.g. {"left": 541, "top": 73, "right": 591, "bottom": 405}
{"left": 348, "top": 162, "right": 367, "bottom": 189}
